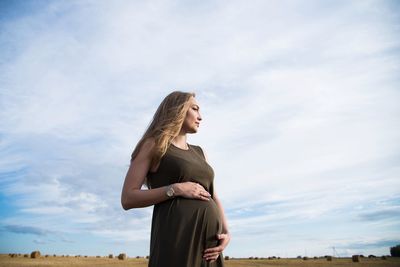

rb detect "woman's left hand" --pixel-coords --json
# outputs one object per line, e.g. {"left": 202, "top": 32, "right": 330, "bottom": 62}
{"left": 203, "top": 233, "right": 231, "bottom": 262}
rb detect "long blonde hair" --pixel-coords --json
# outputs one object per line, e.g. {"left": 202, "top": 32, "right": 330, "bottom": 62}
{"left": 131, "top": 91, "right": 195, "bottom": 187}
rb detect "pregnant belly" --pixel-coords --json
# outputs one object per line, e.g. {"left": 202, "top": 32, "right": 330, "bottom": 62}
{"left": 155, "top": 197, "right": 222, "bottom": 248}
{"left": 173, "top": 197, "right": 221, "bottom": 223}
{"left": 150, "top": 197, "right": 223, "bottom": 265}
{"left": 175, "top": 197, "right": 222, "bottom": 246}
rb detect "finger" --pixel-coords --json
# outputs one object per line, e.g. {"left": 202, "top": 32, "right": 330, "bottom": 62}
{"left": 204, "top": 250, "right": 220, "bottom": 256}
{"left": 199, "top": 194, "right": 210, "bottom": 201}
{"left": 209, "top": 255, "right": 220, "bottom": 262}
{"left": 204, "top": 252, "right": 220, "bottom": 258}
{"left": 199, "top": 191, "right": 210, "bottom": 200}
{"left": 204, "top": 253, "right": 219, "bottom": 260}
{"left": 201, "top": 191, "right": 211, "bottom": 198}
{"left": 204, "top": 253, "right": 220, "bottom": 261}
{"left": 204, "top": 246, "right": 222, "bottom": 253}
{"left": 199, "top": 196, "right": 210, "bottom": 201}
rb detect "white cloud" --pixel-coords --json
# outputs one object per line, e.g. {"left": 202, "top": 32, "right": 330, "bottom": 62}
{"left": 0, "top": 0, "right": 399, "bottom": 257}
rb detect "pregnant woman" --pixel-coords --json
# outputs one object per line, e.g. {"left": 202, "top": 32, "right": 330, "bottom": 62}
{"left": 121, "top": 91, "right": 230, "bottom": 266}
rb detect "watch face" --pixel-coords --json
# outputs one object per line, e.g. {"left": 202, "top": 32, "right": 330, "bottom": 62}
{"left": 167, "top": 188, "right": 174, "bottom": 197}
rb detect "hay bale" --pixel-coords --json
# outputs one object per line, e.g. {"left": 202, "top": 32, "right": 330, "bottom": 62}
{"left": 10, "top": 254, "right": 17, "bottom": 258}
{"left": 118, "top": 253, "right": 126, "bottom": 260}
{"left": 352, "top": 255, "right": 360, "bottom": 262}
{"left": 109, "top": 254, "right": 113, "bottom": 258}
{"left": 24, "top": 254, "right": 29, "bottom": 258}
{"left": 96, "top": 256, "right": 100, "bottom": 258}
{"left": 303, "top": 256, "right": 308, "bottom": 260}
{"left": 30, "top": 251, "right": 41, "bottom": 258}
{"left": 326, "top": 255, "right": 332, "bottom": 261}
{"left": 382, "top": 256, "right": 387, "bottom": 260}
{"left": 45, "top": 255, "right": 49, "bottom": 257}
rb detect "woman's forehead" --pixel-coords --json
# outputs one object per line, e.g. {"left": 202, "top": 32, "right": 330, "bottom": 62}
{"left": 189, "top": 97, "right": 199, "bottom": 106}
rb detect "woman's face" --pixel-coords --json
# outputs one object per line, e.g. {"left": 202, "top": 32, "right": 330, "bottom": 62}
{"left": 182, "top": 97, "right": 202, "bottom": 134}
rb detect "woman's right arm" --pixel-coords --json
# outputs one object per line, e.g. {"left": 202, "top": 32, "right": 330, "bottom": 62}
{"left": 121, "top": 138, "right": 211, "bottom": 210}
{"left": 121, "top": 138, "right": 169, "bottom": 210}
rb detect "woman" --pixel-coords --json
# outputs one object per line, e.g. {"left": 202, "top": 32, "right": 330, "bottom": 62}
{"left": 121, "top": 91, "right": 230, "bottom": 266}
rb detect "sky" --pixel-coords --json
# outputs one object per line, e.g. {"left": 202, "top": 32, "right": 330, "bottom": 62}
{"left": 0, "top": 0, "right": 399, "bottom": 259}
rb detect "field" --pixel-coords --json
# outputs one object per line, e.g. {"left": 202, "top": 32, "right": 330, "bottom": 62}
{"left": 1, "top": 254, "right": 399, "bottom": 267}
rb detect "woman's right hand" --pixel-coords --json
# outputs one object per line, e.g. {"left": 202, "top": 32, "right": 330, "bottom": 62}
{"left": 173, "top": 182, "right": 211, "bottom": 201}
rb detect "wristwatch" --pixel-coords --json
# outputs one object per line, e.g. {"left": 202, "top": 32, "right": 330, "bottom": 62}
{"left": 166, "top": 185, "right": 175, "bottom": 198}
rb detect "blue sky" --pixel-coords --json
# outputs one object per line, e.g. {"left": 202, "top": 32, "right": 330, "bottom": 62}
{"left": 0, "top": 0, "right": 399, "bottom": 258}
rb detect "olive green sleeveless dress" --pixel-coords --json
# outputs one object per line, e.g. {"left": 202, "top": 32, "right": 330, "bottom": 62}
{"left": 146, "top": 143, "right": 225, "bottom": 267}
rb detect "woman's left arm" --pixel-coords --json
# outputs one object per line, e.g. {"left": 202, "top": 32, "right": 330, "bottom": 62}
{"left": 213, "top": 191, "right": 229, "bottom": 235}
{"left": 203, "top": 188, "right": 231, "bottom": 262}
{"left": 200, "top": 148, "right": 230, "bottom": 262}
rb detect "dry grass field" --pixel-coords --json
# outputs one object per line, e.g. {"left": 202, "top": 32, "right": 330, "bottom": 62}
{"left": 1, "top": 254, "right": 399, "bottom": 267}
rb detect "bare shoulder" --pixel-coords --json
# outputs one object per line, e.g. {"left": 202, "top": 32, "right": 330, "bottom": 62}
{"left": 142, "top": 137, "right": 156, "bottom": 149}
{"left": 137, "top": 137, "right": 156, "bottom": 157}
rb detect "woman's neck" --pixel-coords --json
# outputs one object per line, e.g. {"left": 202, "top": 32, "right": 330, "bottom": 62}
{"left": 172, "top": 134, "right": 188, "bottom": 149}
